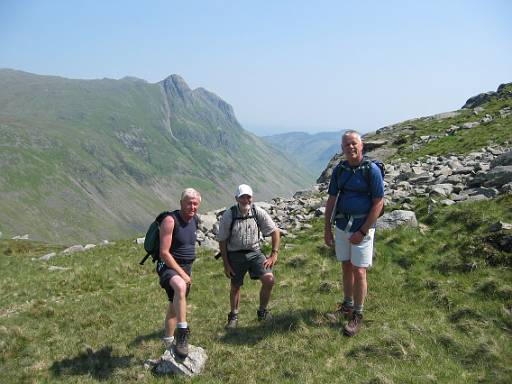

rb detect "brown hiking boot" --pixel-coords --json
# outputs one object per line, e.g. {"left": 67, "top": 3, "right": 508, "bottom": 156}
{"left": 225, "top": 312, "right": 239, "bottom": 329}
{"left": 174, "top": 327, "right": 190, "bottom": 358}
{"left": 326, "top": 302, "right": 353, "bottom": 322}
{"left": 343, "top": 312, "right": 363, "bottom": 336}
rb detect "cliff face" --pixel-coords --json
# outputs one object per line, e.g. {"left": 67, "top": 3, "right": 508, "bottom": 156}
{"left": 0, "top": 69, "right": 312, "bottom": 243}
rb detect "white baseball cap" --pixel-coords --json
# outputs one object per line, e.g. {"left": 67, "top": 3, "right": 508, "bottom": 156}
{"left": 235, "top": 184, "right": 253, "bottom": 197}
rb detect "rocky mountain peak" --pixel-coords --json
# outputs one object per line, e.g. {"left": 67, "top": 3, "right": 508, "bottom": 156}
{"left": 161, "top": 74, "right": 192, "bottom": 99}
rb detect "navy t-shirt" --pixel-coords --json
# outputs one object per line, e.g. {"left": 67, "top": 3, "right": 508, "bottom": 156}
{"left": 327, "top": 161, "right": 384, "bottom": 232}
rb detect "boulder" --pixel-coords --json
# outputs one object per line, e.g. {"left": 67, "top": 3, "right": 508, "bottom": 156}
{"left": 483, "top": 166, "right": 512, "bottom": 187}
{"left": 377, "top": 210, "right": 418, "bottom": 230}
{"left": 198, "top": 213, "right": 218, "bottom": 233}
{"left": 40, "top": 252, "right": 56, "bottom": 261}
{"left": 12, "top": 234, "right": 29, "bottom": 240}
{"left": 491, "top": 151, "right": 512, "bottom": 167}
{"left": 61, "top": 245, "right": 85, "bottom": 254}
{"left": 146, "top": 344, "right": 207, "bottom": 377}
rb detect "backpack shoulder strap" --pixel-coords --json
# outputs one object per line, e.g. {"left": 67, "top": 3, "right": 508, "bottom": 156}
{"left": 336, "top": 161, "right": 353, "bottom": 192}
{"left": 228, "top": 205, "right": 238, "bottom": 233}
{"left": 251, "top": 204, "right": 261, "bottom": 239}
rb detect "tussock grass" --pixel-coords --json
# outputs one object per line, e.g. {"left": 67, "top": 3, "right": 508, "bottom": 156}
{"left": 1, "top": 196, "right": 511, "bottom": 383}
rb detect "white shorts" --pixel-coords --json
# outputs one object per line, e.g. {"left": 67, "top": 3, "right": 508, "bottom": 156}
{"left": 335, "top": 227, "right": 375, "bottom": 268}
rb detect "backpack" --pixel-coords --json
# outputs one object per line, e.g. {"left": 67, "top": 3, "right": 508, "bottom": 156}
{"left": 139, "top": 211, "right": 174, "bottom": 265}
{"left": 334, "top": 157, "right": 385, "bottom": 218}
{"left": 214, "top": 204, "right": 261, "bottom": 259}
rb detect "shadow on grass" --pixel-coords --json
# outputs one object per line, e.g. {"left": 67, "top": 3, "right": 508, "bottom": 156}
{"left": 50, "top": 346, "right": 133, "bottom": 381}
{"left": 129, "top": 329, "right": 162, "bottom": 347}
{"left": 219, "top": 309, "right": 320, "bottom": 345}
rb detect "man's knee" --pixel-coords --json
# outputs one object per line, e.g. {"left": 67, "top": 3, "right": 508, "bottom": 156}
{"left": 353, "top": 267, "right": 367, "bottom": 280}
{"left": 169, "top": 276, "right": 187, "bottom": 296}
{"left": 261, "top": 273, "right": 275, "bottom": 287}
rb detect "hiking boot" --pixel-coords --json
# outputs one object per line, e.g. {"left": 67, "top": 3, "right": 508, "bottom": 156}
{"left": 257, "top": 308, "right": 272, "bottom": 321}
{"left": 225, "top": 312, "right": 239, "bottom": 329}
{"left": 174, "top": 327, "right": 190, "bottom": 358}
{"left": 343, "top": 312, "right": 363, "bottom": 337}
{"left": 326, "top": 302, "right": 353, "bottom": 322}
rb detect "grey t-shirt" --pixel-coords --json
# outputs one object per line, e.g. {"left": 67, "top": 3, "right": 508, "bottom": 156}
{"left": 216, "top": 204, "right": 277, "bottom": 252}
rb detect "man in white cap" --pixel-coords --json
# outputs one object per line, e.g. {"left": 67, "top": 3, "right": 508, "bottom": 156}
{"left": 217, "top": 184, "right": 280, "bottom": 328}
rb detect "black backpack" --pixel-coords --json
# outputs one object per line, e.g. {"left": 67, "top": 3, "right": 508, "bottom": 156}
{"left": 214, "top": 204, "right": 261, "bottom": 259}
{"left": 334, "top": 157, "right": 385, "bottom": 217}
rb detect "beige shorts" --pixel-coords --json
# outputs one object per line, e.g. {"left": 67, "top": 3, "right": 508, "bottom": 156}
{"left": 335, "top": 227, "right": 375, "bottom": 268}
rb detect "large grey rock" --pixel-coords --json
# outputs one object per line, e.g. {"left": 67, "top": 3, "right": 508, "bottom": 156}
{"left": 12, "top": 234, "right": 29, "bottom": 240}
{"left": 199, "top": 237, "right": 218, "bottom": 252}
{"left": 482, "top": 166, "right": 512, "bottom": 187}
{"left": 491, "top": 151, "right": 512, "bottom": 167}
{"left": 61, "top": 245, "right": 85, "bottom": 254}
{"left": 428, "top": 183, "right": 454, "bottom": 197}
{"left": 40, "top": 252, "right": 56, "bottom": 261}
{"left": 198, "top": 213, "right": 218, "bottom": 233}
{"left": 147, "top": 344, "right": 207, "bottom": 377}
{"left": 377, "top": 210, "right": 418, "bottom": 230}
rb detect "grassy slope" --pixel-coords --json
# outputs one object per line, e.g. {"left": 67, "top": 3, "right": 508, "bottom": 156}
{"left": 364, "top": 84, "right": 512, "bottom": 160}
{"left": 0, "top": 70, "right": 312, "bottom": 243}
{"left": 1, "top": 195, "right": 510, "bottom": 383}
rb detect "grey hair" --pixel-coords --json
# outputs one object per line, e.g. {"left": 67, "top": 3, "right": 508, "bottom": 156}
{"left": 181, "top": 188, "right": 201, "bottom": 202}
{"left": 342, "top": 130, "right": 362, "bottom": 143}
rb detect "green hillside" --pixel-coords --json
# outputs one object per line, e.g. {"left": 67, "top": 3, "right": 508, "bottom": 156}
{"left": 363, "top": 83, "right": 512, "bottom": 161}
{"left": 0, "top": 69, "right": 313, "bottom": 243}
{"left": 1, "top": 195, "right": 510, "bottom": 383}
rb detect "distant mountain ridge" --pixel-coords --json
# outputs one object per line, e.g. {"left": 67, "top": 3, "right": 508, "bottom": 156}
{"left": 262, "top": 83, "right": 512, "bottom": 174}
{"left": 262, "top": 130, "right": 342, "bottom": 174}
{"left": 0, "top": 69, "right": 313, "bottom": 243}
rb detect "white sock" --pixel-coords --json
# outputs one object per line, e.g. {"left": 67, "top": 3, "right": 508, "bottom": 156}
{"left": 177, "top": 322, "right": 188, "bottom": 329}
{"left": 162, "top": 336, "right": 174, "bottom": 348}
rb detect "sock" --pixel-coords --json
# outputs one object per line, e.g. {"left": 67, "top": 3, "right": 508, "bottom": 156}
{"left": 258, "top": 307, "right": 266, "bottom": 312}
{"left": 343, "top": 297, "right": 354, "bottom": 308}
{"left": 177, "top": 322, "right": 188, "bottom": 329}
{"left": 231, "top": 309, "right": 239, "bottom": 315}
{"left": 162, "top": 336, "right": 174, "bottom": 348}
{"left": 353, "top": 304, "right": 364, "bottom": 314}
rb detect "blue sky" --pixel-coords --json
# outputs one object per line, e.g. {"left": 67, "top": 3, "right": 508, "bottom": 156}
{"left": 1, "top": 0, "right": 511, "bottom": 135}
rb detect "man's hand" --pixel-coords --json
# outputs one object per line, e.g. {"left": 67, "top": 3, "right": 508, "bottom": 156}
{"left": 349, "top": 230, "right": 364, "bottom": 245}
{"left": 324, "top": 226, "right": 334, "bottom": 248}
{"left": 181, "top": 273, "right": 192, "bottom": 285}
{"left": 264, "top": 253, "right": 277, "bottom": 268}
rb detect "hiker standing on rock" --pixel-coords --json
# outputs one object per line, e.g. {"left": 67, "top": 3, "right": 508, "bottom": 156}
{"left": 324, "top": 130, "right": 384, "bottom": 336}
{"left": 217, "top": 184, "right": 280, "bottom": 328}
{"left": 157, "top": 188, "right": 201, "bottom": 358}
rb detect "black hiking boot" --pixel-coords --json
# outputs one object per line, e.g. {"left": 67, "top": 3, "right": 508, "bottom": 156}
{"left": 174, "top": 327, "right": 190, "bottom": 358}
{"left": 226, "top": 312, "right": 239, "bottom": 329}
{"left": 257, "top": 308, "right": 272, "bottom": 321}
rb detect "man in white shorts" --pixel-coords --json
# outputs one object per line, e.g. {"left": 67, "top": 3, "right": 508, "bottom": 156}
{"left": 324, "top": 130, "right": 384, "bottom": 336}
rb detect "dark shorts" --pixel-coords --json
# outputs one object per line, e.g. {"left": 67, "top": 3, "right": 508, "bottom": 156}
{"left": 228, "top": 250, "right": 272, "bottom": 287}
{"left": 157, "top": 262, "right": 192, "bottom": 302}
